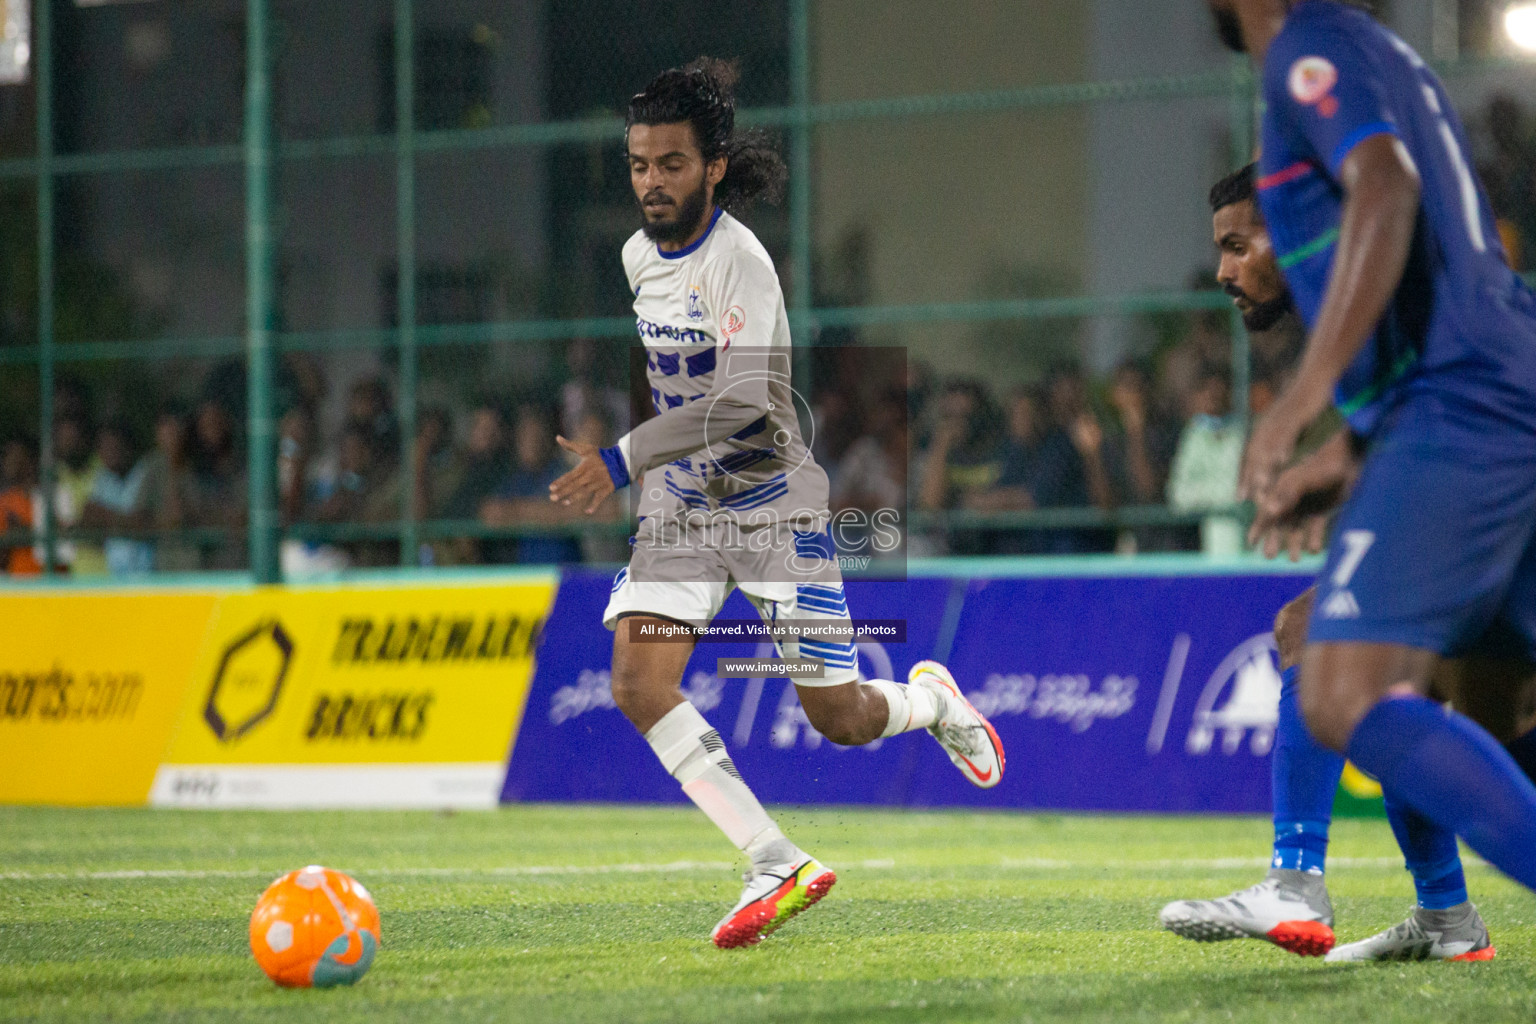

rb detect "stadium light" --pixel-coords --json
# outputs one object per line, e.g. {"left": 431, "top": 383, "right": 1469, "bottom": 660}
{"left": 1506, "top": 2, "right": 1536, "bottom": 53}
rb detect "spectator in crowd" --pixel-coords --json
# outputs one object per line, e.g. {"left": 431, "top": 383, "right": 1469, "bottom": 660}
{"left": 276, "top": 405, "right": 317, "bottom": 526}
{"left": 317, "top": 423, "right": 399, "bottom": 521}
{"left": 137, "top": 405, "right": 202, "bottom": 572}
{"left": 832, "top": 390, "right": 908, "bottom": 558}
{"left": 834, "top": 390, "right": 908, "bottom": 515}
{"left": 1154, "top": 303, "right": 1232, "bottom": 430}
{"left": 966, "top": 385, "right": 1043, "bottom": 515}
{"left": 479, "top": 402, "right": 584, "bottom": 564}
{"left": 1034, "top": 362, "right": 1116, "bottom": 513}
{"left": 1104, "top": 360, "right": 1193, "bottom": 552}
{"left": 276, "top": 404, "right": 354, "bottom": 576}
{"left": 424, "top": 401, "right": 510, "bottom": 566}
{"left": 1167, "top": 366, "right": 1245, "bottom": 554}
{"left": 1106, "top": 361, "right": 1176, "bottom": 507}
{"left": 443, "top": 401, "right": 510, "bottom": 523}
{"left": 811, "top": 385, "right": 861, "bottom": 470}
{"left": 79, "top": 419, "right": 152, "bottom": 575}
{"left": 51, "top": 376, "right": 93, "bottom": 437}
{"left": 344, "top": 376, "right": 400, "bottom": 470}
{"left": 917, "top": 379, "right": 1002, "bottom": 514}
{"left": 53, "top": 412, "right": 99, "bottom": 572}
{"left": 906, "top": 359, "right": 937, "bottom": 452}
{"left": 1018, "top": 364, "right": 1117, "bottom": 554}
{"left": 560, "top": 337, "right": 629, "bottom": 440}
{"left": 567, "top": 407, "right": 629, "bottom": 563}
{"left": 963, "top": 385, "right": 1049, "bottom": 556}
{"left": 311, "top": 424, "right": 401, "bottom": 567}
{"left": 312, "top": 425, "right": 377, "bottom": 523}
{"left": 412, "top": 405, "right": 458, "bottom": 522}
{"left": 190, "top": 398, "right": 245, "bottom": 569}
{"left": 0, "top": 436, "right": 41, "bottom": 575}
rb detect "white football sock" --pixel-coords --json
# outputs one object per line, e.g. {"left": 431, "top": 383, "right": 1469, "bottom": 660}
{"left": 644, "top": 702, "right": 793, "bottom": 869}
{"left": 866, "top": 679, "right": 942, "bottom": 738}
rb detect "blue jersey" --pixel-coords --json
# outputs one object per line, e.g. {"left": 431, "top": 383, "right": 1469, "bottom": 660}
{"left": 1258, "top": 0, "right": 1536, "bottom": 441}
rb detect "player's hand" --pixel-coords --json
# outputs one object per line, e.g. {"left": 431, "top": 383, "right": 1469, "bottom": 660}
{"left": 1248, "top": 428, "right": 1359, "bottom": 561}
{"left": 1239, "top": 391, "right": 1312, "bottom": 504}
{"left": 549, "top": 435, "right": 617, "bottom": 515}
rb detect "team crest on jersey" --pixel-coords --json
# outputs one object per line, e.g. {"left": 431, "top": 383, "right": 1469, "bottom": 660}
{"left": 1289, "top": 56, "right": 1339, "bottom": 117}
{"left": 721, "top": 305, "right": 747, "bottom": 346}
{"left": 686, "top": 285, "right": 704, "bottom": 321}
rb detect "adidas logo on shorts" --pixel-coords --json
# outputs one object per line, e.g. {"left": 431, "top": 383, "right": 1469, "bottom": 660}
{"left": 1320, "top": 590, "right": 1361, "bottom": 620}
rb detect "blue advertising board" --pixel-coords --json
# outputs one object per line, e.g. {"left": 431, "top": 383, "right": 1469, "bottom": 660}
{"left": 502, "top": 568, "right": 1313, "bottom": 813}
{"left": 501, "top": 569, "right": 957, "bottom": 806}
{"left": 905, "top": 574, "right": 1312, "bottom": 812}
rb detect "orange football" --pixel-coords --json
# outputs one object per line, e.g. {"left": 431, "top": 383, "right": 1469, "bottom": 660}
{"left": 249, "top": 865, "right": 380, "bottom": 988}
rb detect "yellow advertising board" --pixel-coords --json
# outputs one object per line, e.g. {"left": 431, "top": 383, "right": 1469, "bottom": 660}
{"left": 0, "top": 591, "right": 219, "bottom": 805}
{"left": 152, "top": 579, "right": 554, "bottom": 808}
{"left": 0, "top": 576, "right": 555, "bottom": 808}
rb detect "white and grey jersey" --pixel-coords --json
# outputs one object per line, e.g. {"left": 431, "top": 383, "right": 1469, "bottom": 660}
{"left": 609, "top": 208, "right": 830, "bottom": 528}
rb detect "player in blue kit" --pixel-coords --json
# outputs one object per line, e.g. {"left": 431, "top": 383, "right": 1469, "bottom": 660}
{"left": 1206, "top": 0, "right": 1536, "bottom": 932}
{"left": 1161, "top": 165, "right": 1536, "bottom": 960}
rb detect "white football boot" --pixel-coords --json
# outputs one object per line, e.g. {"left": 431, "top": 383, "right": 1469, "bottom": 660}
{"left": 908, "top": 660, "right": 1005, "bottom": 788}
{"left": 1160, "top": 870, "right": 1335, "bottom": 957}
{"left": 711, "top": 854, "right": 836, "bottom": 949}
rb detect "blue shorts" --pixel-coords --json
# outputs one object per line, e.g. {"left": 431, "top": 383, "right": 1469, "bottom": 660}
{"left": 1308, "top": 421, "right": 1536, "bottom": 660}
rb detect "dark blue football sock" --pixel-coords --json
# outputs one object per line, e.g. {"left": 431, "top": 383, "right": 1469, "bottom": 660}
{"left": 1271, "top": 665, "right": 1344, "bottom": 874}
{"left": 1384, "top": 793, "right": 1468, "bottom": 909}
{"left": 1349, "top": 695, "right": 1536, "bottom": 893}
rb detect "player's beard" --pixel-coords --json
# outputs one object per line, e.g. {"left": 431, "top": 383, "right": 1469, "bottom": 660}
{"left": 641, "top": 180, "right": 710, "bottom": 244}
{"left": 1210, "top": 6, "right": 1246, "bottom": 53}
{"left": 1226, "top": 283, "right": 1295, "bottom": 333}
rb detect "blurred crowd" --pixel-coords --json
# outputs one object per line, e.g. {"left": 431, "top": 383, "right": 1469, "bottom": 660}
{"left": 11, "top": 93, "right": 1536, "bottom": 575}
{"left": 823, "top": 321, "right": 1259, "bottom": 558}
{"left": 0, "top": 322, "right": 1262, "bottom": 575}
{"left": 0, "top": 344, "right": 629, "bottom": 577}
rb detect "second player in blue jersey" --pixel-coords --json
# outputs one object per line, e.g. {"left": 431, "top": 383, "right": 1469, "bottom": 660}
{"left": 1211, "top": 0, "right": 1536, "bottom": 907}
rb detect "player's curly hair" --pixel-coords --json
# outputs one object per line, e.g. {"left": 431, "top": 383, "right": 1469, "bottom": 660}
{"left": 626, "top": 57, "right": 788, "bottom": 213}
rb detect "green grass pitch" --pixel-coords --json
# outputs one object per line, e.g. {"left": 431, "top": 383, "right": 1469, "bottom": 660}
{"left": 2, "top": 805, "right": 1534, "bottom": 1023}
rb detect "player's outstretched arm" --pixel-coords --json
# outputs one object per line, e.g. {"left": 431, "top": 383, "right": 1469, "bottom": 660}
{"left": 1248, "top": 426, "right": 1361, "bottom": 561}
{"left": 549, "top": 435, "right": 618, "bottom": 515}
{"left": 1240, "top": 134, "right": 1420, "bottom": 501}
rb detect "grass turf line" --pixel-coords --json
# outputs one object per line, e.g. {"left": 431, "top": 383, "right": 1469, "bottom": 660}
{"left": 1, "top": 806, "right": 1533, "bottom": 1023}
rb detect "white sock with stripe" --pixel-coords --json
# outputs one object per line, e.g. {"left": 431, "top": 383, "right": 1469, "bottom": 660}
{"left": 644, "top": 701, "right": 796, "bottom": 870}
{"left": 866, "top": 679, "right": 942, "bottom": 738}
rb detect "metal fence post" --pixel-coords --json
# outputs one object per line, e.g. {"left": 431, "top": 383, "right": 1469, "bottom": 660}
{"left": 35, "top": 0, "right": 54, "bottom": 574}
{"left": 1228, "top": 54, "right": 1256, "bottom": 425}
{"left": 788, "top": 0, "right": 812, "bottom": 340}
{"left": 1228, "top": 54, "right": 1253, "bottom": 423}
{"left": 245, "top": 0, "right": 280, "bottom": 583}
{"left": 396, "top": 0, "right": 419, "bottom": 566}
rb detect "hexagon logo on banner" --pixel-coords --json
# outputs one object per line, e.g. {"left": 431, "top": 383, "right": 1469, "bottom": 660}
{"left": 204, "top": 620, "right": 294, "bottom": 742}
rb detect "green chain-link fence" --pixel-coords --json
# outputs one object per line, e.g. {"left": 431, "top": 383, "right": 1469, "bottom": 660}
{"left": 0, "top": 0, "right": 1531, "bottom": 581}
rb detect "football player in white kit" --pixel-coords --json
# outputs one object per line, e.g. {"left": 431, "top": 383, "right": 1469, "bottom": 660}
{"left": 550, "top": 58, "right": 1005, "bottom": 948}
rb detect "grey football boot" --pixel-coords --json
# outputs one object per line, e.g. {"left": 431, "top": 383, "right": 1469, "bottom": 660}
{"left": 1325, "top": 902, "right": 1494, "bottom": 962}
{"left": 1160, "top": 869, "right": 1336, "bottom": 957}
